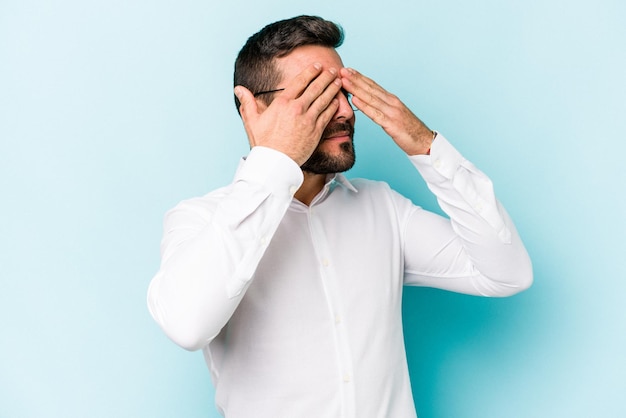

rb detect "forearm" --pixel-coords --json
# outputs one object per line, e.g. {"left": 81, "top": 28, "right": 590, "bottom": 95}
{"left": 407, "top": 133, "right": 533, "bottom": 295}
{"left": 147, "top": 147, "right": 303, "bottom": 350}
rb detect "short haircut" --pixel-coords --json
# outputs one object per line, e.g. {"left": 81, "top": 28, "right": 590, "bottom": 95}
{"left": 233, "top": 15, "right": 344, "bottom": 113}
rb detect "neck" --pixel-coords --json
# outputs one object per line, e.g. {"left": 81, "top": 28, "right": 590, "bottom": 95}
{"left": 294, "top": 171, "right": 327, "bottom": 206}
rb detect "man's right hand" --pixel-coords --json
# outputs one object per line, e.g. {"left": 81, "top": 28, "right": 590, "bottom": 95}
{"left": 234, "top": 63, "right": 342, "bottom": 166}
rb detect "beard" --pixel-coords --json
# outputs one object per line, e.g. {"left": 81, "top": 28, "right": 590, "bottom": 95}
{"left": 301, "top": 121, "right": 356, "bottom": 175}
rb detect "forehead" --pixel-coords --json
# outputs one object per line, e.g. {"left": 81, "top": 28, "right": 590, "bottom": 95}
{"left": 275, "top": 45, "right": 344, "bottom": 83}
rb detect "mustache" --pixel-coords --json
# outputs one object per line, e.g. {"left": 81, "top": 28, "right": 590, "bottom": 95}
{"left": 322, "top": 121, "right": 354, "bottom": 139}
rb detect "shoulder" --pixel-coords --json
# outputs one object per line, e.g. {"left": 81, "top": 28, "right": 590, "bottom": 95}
{"left": 164, "top": 185, "right": 231, "bottom": 222}
{"left": 348, "top": 177, "right": 409, "bottom": 203}
{"left": 347, "top": 177, "right": 421, "bottom": 218}
{"left": 344, "top": 177, "right": 411, "bottom": 208}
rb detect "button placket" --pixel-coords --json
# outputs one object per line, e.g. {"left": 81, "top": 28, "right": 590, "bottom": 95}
{"left": 307, "top": 205, "right": 356, "bottom": 417}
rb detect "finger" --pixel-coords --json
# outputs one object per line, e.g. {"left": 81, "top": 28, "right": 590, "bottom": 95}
{"left": 299, "top": 67, "right": 341, "bottom": 109}
{"left": 351, "top": 94, "right": 389, "bottom": 128}
{"left": 341, "top": 76, "right": 388, "bottom": 123}
{"left": 341, "top": 68, "right": 391, "bottom": 107}
{"left": 341, "top": 68, "right": 403, "bottom": 126}
{"left": 314, "top": 97, "right": 340, "bottom": 131}
{"left": 340, "top": 67, "right": 384, "bottom": 95}
{"left": 234, "top": 85, "right": 258, "bottom": 121}
{"left": 282, "top": 62, "right": 324, "bottom": 99}
{"left": 308, "top": 76, "right": 342, "bottom": 116}
{"left": 234, "top": 85, "right": 259, "bottom": 145}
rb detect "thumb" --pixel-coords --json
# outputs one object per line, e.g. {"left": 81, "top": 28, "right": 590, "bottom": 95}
{"left": 234, "top": 86, "right": 257, "bottom": 120}
{"left": 234, "top": 86, "right": 260, "bottom": 147}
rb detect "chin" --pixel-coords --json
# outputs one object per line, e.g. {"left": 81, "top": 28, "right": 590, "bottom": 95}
{"left": 301, "top": 140, "right": 355, "bottom": 174}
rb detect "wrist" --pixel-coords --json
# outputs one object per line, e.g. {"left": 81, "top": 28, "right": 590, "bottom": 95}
{"left": 426, "top": 130, "right": 438, "bottom": 155}
{"left": 406, "top": 129, "right": 437, "bottom": 156}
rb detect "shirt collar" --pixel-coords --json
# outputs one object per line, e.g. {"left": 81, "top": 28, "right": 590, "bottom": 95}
{"left": 288, "top": 172, "right": 358, "bottom": 210}
{"left": 328, "top": 173, "right": 358, "bottom": 193}
{"left": 238, "top": 156, "right": 358, "bottom": 199}
{"left": 237, "top": 157, "right": 357, "bottom": 194}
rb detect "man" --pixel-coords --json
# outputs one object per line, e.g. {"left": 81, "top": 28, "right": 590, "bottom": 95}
{"left": 147, "top": 15, "right": 532, "bottom": 418}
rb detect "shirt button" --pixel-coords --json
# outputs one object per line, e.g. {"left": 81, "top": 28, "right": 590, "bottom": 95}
{"left": 343, "top": 373, "right": 351, "bottom": 383}
{"left": 334, "top": 314, "right": 342, "bottom": 324}
{"left": 322, "top": 258, "right": 329, "bottom": 267}
{"left": 433, "top": 159, "right": 442, "bottom": 169}
{"left": 289, "top": 185, "right": 298, "bottom": 195}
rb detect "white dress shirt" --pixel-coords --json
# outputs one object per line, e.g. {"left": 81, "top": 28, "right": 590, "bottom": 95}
{"left": 147, "top": 133, "right": 532, "bottom": 418}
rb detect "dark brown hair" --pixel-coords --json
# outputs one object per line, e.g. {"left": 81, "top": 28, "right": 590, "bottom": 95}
{"left": 233, "top": 15, "right": 344, "bottom": 112}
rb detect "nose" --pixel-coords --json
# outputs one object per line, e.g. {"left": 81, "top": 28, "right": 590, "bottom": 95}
{"left": 333, "top": 89, "right": 355, "bottom": 120}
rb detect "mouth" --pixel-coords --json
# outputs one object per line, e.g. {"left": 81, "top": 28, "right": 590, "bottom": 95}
{"left": 321, "top": 121, "right": 355, "bottom": 143}
{"left": 323, "top": 131, "right": 351, "bottom": 141}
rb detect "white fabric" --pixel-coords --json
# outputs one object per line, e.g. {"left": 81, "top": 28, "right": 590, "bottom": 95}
{"left": 147, "top": 133, "right": 532, "bottom": 418}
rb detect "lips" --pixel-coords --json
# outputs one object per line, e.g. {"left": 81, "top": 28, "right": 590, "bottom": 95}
{"left": 322, "top": 121, "right": 354, "bottom": 141}
{"left": 323, "top": 131, "right": 351, "bottom": 141}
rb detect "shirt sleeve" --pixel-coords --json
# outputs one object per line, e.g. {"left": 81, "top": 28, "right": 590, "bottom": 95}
{"left": 147, "top": 146, "right": 303, "bottom": 351}
{"left": 401, "top": 133, "right": 533, "bottom": 296}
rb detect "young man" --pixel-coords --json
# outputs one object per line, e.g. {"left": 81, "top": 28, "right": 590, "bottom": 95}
{"left": 148, "top": 15, "right": 532, "bottom": 418}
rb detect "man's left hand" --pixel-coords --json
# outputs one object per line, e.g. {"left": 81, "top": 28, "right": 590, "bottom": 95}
{"left": 340, "top": 68, "right": 434, "bottom": 155}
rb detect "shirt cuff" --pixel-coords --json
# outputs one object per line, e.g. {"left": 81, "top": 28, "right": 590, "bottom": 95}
{"left": 409, "top": 134, "right": 512, "bottom": 243}
{"left": 409, "top": 133, "right": 466, "bottom": 181}
{"left": 234, "top": 146, "right": 304, "bottom": 199}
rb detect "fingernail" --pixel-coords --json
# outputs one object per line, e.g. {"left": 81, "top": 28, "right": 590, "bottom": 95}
{"left": 234, "top": 86, "right": 242, "bottom": 98}
{"left": 329, "top": 67, "right": 337, "bottom": 75}
{"left": 334, "top": 78, "right": 342, "bottom": 86}
{"left": 313, "top": 62, "right": 322, "bottom": 70}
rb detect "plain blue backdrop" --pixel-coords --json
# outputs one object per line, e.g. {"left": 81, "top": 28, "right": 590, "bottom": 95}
{"left": 1, "top": 0, "right": 625, "bottom": 417}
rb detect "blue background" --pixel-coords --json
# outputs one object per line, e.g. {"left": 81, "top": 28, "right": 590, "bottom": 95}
{"left": 1, "top": 0, "right": 625, "bottom": 417}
